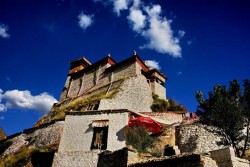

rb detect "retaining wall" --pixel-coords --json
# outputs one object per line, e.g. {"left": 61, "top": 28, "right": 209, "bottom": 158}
{"left": 210, "top": 147, "right": 249, "bottom": 167}
{"left": 176, "top": 123, "right": 225, "bottom": 154}
{"left": 128, "top": 154, "right": 215, "bottom": 167}
{"left": 141, "top": 112, "right": 183, "bottom": 124}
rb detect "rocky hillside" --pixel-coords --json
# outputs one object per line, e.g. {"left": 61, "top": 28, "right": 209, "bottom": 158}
{"left": 0, "top": 121, "right": 63, "bottom": 166}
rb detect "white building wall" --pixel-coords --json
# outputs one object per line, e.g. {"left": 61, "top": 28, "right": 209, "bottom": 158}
{"left": 152, "top": 81, "right": 166, "bottom": 100}
{"left": 68, "top": 75, "right": 82, "bottom": 97}
{"left": 65, "top": 62, "right": 137, "bottom": 98}
{"left": 60, "top": 76, "right": 71, "bottom": 100}
{"left": 58, "top": 111, "right": 128, "bottom": 153}
{"left": 98, "top": 75, "right": 153, "bottom": 112}
{"left": 111, "top": 62, "right": 137, "bottom": 81}
{"left": 68, "top": 64, "right": 108, "bottom": 97}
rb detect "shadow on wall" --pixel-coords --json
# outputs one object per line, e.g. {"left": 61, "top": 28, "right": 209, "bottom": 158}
{"left": 31, "top": 151, "right": 56, "bottom": 167}
{"left": 203, "top": 126, "right": 230, "bottom": 146}
{"left": 116, "top": 126, "right": 126, "bottom": 142}
{"left": 175, "top": 126, "right": 198, "bottom": 153}
{"left": 97, "top": 147, "right": 128, "bottom": 167}
{"left": 185, "top": 135, "right": 198, "bottom": 153}
{"left": 85, "top": 123, "right": 93, "bottom": 134}
{"left": 129, "top": 154, "right": 201, "bottom": 167}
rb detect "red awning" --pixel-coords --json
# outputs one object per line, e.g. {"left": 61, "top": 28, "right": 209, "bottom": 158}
{"left": 128, "top": 117, "right": 163, "bottom": 134}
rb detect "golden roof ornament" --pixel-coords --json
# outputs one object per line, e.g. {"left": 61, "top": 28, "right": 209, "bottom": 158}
{"left": 133, "top": 50, "right": 137, "bottom": 56}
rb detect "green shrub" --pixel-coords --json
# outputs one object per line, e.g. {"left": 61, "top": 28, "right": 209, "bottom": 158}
{"left": 151, "top": 94, "right": 186, "bottom": 112}
{"left": 167, "top": 99, "right": 186, "bottom": 111}
{"left": 151, "top": 94, "right": 168, "bottom": 111}
{"left": 150, "top": 146, "right": 162, "bottom": 157}
{"left": 126, "top": 126, "right": 157, "bottom": 153}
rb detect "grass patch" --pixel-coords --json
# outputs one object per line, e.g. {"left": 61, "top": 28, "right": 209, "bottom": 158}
{"left": 53, "top": 90, "right": 108, "bottom": 112}
{"left": 35, "top": 76, "right": 129, "bottom": 126}
{"left": 0, "top": 146, "right": 35, "bottom": 167}
{"left": 43, "top": 88, "right": 120, "bottom": 123}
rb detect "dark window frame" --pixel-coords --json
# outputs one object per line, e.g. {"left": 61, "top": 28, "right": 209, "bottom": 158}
{"left": 91, "top": 126, "right": 109, "bottom": 150}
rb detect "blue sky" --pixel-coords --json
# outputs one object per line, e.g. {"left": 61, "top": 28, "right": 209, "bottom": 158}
{"left": 0, "top": 0, "right": 250, "bottom": 135}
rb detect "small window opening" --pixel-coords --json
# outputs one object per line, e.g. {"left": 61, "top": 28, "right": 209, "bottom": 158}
{"left": 93, "top": 103, "right": 99, "bottom": 110}
{"left": 91, "top": 120, "right": 109, "bottom": 150}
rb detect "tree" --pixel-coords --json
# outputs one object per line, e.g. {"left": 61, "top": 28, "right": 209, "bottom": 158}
{"left": 196, "top": 80, "right": 250, "bottom": 157}
{"left": 242, "top": 79, "right": 250, "bottom": 157}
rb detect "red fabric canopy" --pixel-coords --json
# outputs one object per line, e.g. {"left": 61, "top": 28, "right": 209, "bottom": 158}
{"left": 128, "top": 117, "right": 163, "bottom": 134}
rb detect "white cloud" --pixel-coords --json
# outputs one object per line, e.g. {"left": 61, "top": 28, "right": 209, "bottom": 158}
{"left": 140, "top": 5, "right": 181, "bottom": 57}
{"left": 178, "top": 30, "right": 185, "bottom": 38}
{"left": 145, "top": 60, "right": 160, "bottom": 70}
{"left": 0, "top": 104, "right": 6, "bottom": 112}
{"left": 132, "top": 0, "right": 140, "bottom": 8}
{"left": 91, "top": 1, "right": 184, "bottom": 57}
{"left": 187, "top": 40, "right": 192, "bottom": 45}
{"left": 112, "top": 0, "right": 130, "bottom": 16}
{"left": 0, "top": 105, "right": 6, "bottom": 112}
{"left": 0, "top": 89, "right": 3, "bottom": 99}
{"left": 0, "top": 24, "right": 10, "bottom": 38}
{"left": 127, "top": 8, "right": 146, "bottom": 32}
{"left": 145, "top": 4, "right": 161, "bottom": 17}
{"left": 78, "top": 12, "right": 94, "bottom": 30}
{"left": 177, "top": 71, "right": 182, "bottom": 75}
{"left": 0, "top": 89, "right": 6, "bottom": 112}
{"left": 0, "top": 89, "right": 57, "bottom": 113}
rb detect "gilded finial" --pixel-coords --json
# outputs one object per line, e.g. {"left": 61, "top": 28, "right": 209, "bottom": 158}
{"left": 107, "top": 53, "right": 111, "bottom": 57}
{"left": 133, "top": 50, "right": 137, "bottom": 56}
